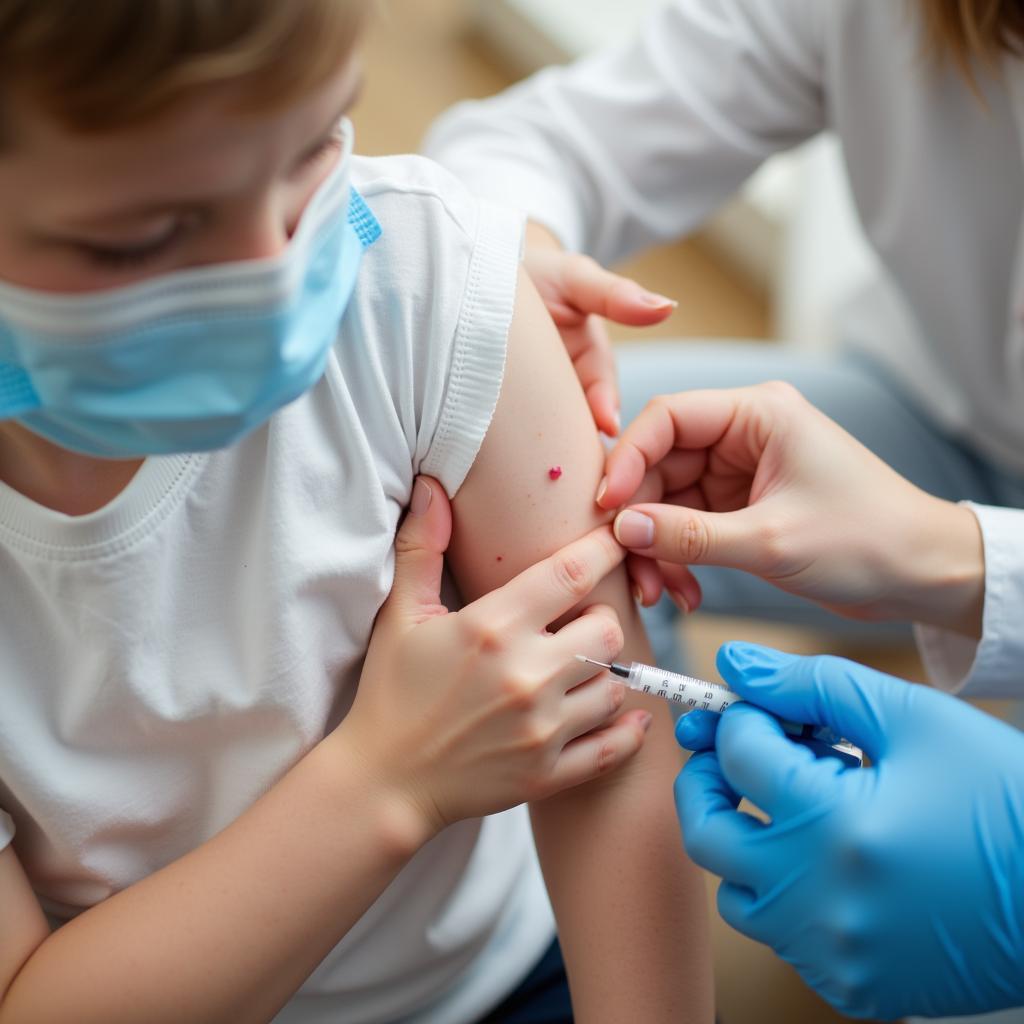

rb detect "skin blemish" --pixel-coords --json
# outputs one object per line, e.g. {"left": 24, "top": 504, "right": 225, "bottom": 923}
{"left": 548, "top": 466, "right": 563, "bottom": 481}
{"left": 496, "top": 555, "right": 504, "bottom": 562}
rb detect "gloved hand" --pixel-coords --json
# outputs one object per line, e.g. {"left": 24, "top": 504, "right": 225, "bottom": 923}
{"left": 674, "top": 642, "right": 1024, "bottom": 1021}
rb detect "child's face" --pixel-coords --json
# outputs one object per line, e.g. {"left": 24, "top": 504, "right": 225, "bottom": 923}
{"left": 0, "top": 56, "right": 364, "bottom": 295}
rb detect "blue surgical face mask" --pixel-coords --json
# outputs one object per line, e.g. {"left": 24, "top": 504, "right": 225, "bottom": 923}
{"left": 0, "top": 119, "right": 380, "bottom": 458}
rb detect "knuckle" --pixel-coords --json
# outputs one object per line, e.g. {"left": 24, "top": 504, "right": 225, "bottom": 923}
{"left": 521, "top": 717, "right": 558, "bottom": 753}
{"left": 461, "top": 614, "right": 506, "bottom": 654}
{"left": 594, "top": 737, "right": 620, "bottom": 775}
{"left": 570, "top": 253, "right": 600, "bottom": 276}
{"left": 754, "top": 516, "right": 791, "bottom": 570}
{"left": 598, "top": 618, "right": 625, "bottom": 659}
{"left": 501, "top": 673, "right": 542, "bottom": 710}
{"left": 606, "top": 680, "right": 626, "bottom": 716}
{"left": 553, "top": 552, "right": 595, "bottom": 600}
{"left": 671, "top": 514, "right": 710, "bottom": 564}
{"left": 762, "top": 379, "right": 802, "bottom": 404}
{"left": 646, "top": 394, "right": 673, "bottom": 419}
{"left": 830, "top": 965, "right": 874, "bottom": 1016}
{"left": 834, "top": 814, "right": 883, "bottom": 872}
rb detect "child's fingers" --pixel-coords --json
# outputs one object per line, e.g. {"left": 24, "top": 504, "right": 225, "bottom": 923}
{"left": 559, "top": 674, "right": 628, "bottom": 741}
{"left": 550, "top": 604, "right": 624, "bottom": 684}
{"left": 478, "top": 525, "right": 625, "bottom": 629}
{"left": 545, "top": 710, "right": 652, "bottom": 795}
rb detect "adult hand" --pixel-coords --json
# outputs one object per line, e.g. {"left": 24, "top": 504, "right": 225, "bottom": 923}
{"left": 675, "top": 642, "right": 1024, "bottom": 1021}
{"left": 340, "top": 477, "right": 652, "bottom": 838}
{"left": 599, "top": 382, "right": 984, "bottom": 635}
{"left": 524, "top": 222, "right": 677, "bottom": 437}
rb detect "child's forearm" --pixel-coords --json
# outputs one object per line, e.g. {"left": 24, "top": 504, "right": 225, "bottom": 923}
{"left": 530, "top": 622, "right": 715, "bottom": 1024}
{"left": 530, "top": 717, "right": 714, "bottom": 1023}
{"left": 0, "top": 731, "right": 430, "bottom": 1024}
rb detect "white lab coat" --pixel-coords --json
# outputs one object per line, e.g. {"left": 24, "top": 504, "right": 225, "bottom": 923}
{"left": 425, "top": 0, "right": 1024, "bottom": 698}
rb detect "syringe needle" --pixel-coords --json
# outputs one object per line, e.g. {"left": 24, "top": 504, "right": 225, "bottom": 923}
{"left": 575, "top": 655, "right": 613, "bottom": 670}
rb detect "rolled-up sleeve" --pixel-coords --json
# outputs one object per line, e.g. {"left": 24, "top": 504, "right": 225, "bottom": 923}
{"left": 915, "top": 504, "right": 1024, "bottom": 697}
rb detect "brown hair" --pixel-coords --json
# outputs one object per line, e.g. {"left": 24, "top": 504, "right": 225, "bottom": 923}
{"left": 0, "top": 0, "right": 367, "bottom": 134}
{"left": 919, "top": 0, "right": 1024, "bottom": 80}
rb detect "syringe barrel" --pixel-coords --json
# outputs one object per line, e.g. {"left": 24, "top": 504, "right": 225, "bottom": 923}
{"left": 625, "top": 662, "right": 739, "bottom": 714}
{"left": 625, "top": 662, "right": 863, "bottom": 768}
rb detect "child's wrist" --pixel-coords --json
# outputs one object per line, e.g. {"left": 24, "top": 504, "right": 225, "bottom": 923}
{"left": 313, "top": 730, "right": 440, "bottom": 860}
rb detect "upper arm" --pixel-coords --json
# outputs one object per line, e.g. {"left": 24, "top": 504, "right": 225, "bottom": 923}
{"left": 0, "top": 843, "right": 48, "bottom": 1004}
{"left": 448, "top": 267, "right": 624, "bottom": 610}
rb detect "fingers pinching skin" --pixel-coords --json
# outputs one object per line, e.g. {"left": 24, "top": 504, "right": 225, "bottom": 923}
{"left": 613, "top": 502, "right": 773, "bottom": 575}
{"left": 599, "top": 390, "right": 747, "bottom": 510}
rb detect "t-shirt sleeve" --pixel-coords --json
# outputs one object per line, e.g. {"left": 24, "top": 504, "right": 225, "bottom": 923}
{"left": 0, "top": 808, "right": 14, "bottom": 852}
{"left": 345, "top": 156, "right": 524, "bottom": 500}
{"left": 416, "top": 199, "right": 523, "bottom": 497}
{"left": 914, "top": 503, "right": 1024, "bottom": 697}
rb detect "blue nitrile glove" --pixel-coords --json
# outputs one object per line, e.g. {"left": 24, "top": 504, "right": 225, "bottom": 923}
{"left": 674, "top": 641, "right": 1024, "bottom": 1022}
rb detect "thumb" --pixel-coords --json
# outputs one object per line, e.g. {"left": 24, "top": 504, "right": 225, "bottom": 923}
{"left": 386, "top": 477, "right": 453, "bottom": 624}
{"left": 715, "top": 642, "right": 913, "bottom": 760}
{"left": 613, "top": 503, "right": 774, "bottom": 574}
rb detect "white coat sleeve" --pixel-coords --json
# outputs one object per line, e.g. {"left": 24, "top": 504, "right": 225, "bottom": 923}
{"left": 914, "top": 504, "right": 1024, "bottom": 698}
{"left": 424, "top": 0, "right": 827, "bottom": 265}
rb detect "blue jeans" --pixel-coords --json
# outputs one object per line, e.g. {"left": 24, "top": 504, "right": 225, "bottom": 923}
{"left": 478, "top": 941, "right": 572, "bottom": 1023}
{"left": 617, "top": 342, "right": 1024, "bottom": 672}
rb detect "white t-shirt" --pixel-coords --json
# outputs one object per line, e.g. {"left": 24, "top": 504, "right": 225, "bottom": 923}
{"left": 0, "top": 156, "right": 554, "bottom": 1024}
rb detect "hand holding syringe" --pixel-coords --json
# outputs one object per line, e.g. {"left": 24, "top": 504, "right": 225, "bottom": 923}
{"left": 576, "top": 656, "right": 863, "bottom": 767}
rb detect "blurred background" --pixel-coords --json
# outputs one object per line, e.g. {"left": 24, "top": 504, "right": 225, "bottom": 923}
{"left": 350, "top": 3, "right": 943, "bottom": 1021}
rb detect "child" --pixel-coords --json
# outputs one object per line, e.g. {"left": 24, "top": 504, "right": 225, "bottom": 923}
{"left": 0, "top": 2, "right": 712, "bottom": 1021}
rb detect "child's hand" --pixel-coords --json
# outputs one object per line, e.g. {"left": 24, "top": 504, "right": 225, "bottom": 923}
{"left": 339, "top": 477, "right": 652, "bottom": 838}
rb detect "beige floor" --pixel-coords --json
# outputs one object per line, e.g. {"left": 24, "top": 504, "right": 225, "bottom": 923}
{"left": 353, "top": 3, "right": 903, "bottom": 1021}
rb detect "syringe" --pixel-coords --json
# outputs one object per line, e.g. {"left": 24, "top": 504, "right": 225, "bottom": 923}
{"left": 576, "top": 656, "right": 863, "bottom": 768}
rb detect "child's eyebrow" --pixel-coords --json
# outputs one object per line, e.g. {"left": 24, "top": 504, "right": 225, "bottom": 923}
{"left": 53, "top": 73, "right": 366, "bottom": 234}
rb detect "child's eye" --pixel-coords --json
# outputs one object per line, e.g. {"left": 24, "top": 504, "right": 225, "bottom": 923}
{"left": 297, "top": 129, "right": 344, "bottom": 171}
{"left": 77, "top": 226, "right": 184, "bottom": 270}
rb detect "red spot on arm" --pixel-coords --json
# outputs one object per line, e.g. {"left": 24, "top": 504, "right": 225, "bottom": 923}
{"left": 548, "top": 466, "right": 563, "bottom": 481}
{"left": 496, "top": 555, "right": 504, "bottom": 562}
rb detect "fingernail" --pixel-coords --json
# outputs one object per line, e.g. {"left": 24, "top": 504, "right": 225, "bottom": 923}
{"left": 632, "top": 584, "right": 645, "bottom": 607}
{"left": 640, "top": 290, "right": 678, "bottom": 309}
{"left": 614, "top": 510, "right": 654, "bottom": 549}
{"left": 410, "top": 478, "right": 433, "bottom": 517}
{"left": 595, "top": 476, "right": 608, "bottom": 505}
{"left": 640, "top": 712, "right": 654, "bottom": 733}
{"left": 668, "top": 589, "right": 690, "bottom": 614}
{"left": 611, "top": 411, "right": 622, "bottom": 436}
